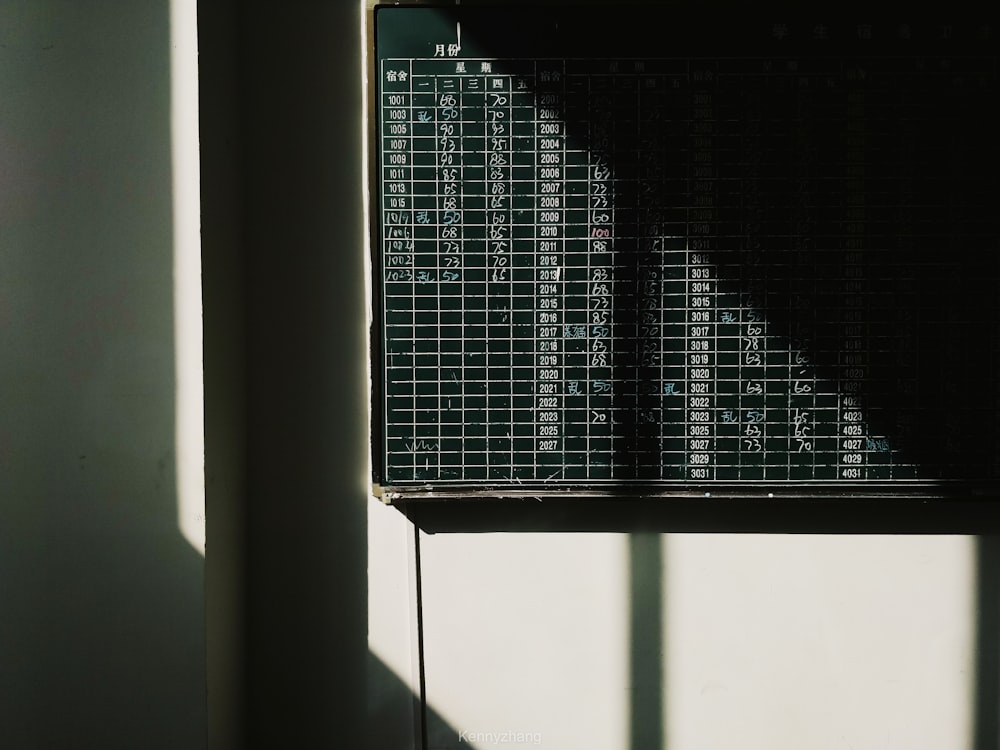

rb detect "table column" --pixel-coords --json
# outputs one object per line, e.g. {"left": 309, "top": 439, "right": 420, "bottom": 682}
{"left": 650, "top": 65, "right": 689, "bottom": 481}
{"left": 381, "top": 59, "right": 417, "bottom": 483}
{"left": 757, "top": 60, "right": 795, "bottom": 481}
{"left": 586, "top": 68, "right": 615, "bottom": 478}
{"left": 449, "top": 67, "right": 486, "bottom": 480}
{"left": 509, "top": 68, "right": 537, "bottom": 480}
{"left": 410, "top": 62, "right": 443, "bottom": 480}
{"left": 686, "top": 60, "right": 718, "bottom": 482}
{"left": 561, "top": 69, "right": 591, "bottom": 481}
{"left": 786, "top": 64, "right": 819, "bottom": 481}
{"left": 837, "top": 77, "right": 869, "bottom": 481}
{"left": 435, "top": 70, "right": 469, "bottom": 481}
{"left": 484, "top": 67, "right": 515, "bottom": 480}
{"left": 531, "top": 63, "right": 566, "bottom": 478}
{"left": 711, "top": 63, "right": 746, "bottom": 481}
{"left": 733, "top": 62, "right": 767, "bottom": 481}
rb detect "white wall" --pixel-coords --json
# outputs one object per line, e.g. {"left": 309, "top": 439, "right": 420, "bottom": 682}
{"left": 0, "top": 2, "right": 206, "bottom": 746}
{"left": 371, "top": 525, "right": 976, "bottom": 750}
{"left": 663, "top": 535, "right": 973, "bottom": 750}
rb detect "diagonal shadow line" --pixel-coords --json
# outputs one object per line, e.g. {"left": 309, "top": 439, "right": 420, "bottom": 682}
{"left": 368, "top": 649, "right": 485, "bottom": 750}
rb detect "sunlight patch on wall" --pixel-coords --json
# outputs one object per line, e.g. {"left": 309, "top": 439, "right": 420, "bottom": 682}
{"left": 664, "top": 534, "right": 975, "bottom": 750}
{"left": 171, "top": 0, "right": 205, "bottom": 555}
{"left": 420, "top": 532, "right": 631, "bottom": 749}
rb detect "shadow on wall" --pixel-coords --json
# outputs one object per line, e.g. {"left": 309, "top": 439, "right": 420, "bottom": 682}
{"left": 369, "top": 650, "right": 492, "bottom": 750}
{"left": 0, "top": 2, "right": 205, "bottom": 747}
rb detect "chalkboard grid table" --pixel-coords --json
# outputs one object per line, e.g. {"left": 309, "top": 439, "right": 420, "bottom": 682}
{"left": 372, "top": 8, "right": 1000, "bottom": 497}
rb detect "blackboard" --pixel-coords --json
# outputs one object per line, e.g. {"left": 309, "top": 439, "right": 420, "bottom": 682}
{"left": 367, "top": 2, "right": 1000, "bottom": 502}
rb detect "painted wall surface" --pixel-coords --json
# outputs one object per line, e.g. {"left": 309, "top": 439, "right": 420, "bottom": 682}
{"left": 370, "top": 529, "right": 977, "bottom": 750}
{"left": 0, "top": 2, "right": 206, "bottom": 746}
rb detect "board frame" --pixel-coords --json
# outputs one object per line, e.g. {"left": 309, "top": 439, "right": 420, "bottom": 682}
{"left": 365, "top": 0, "right": 1000, "bottom": 509}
